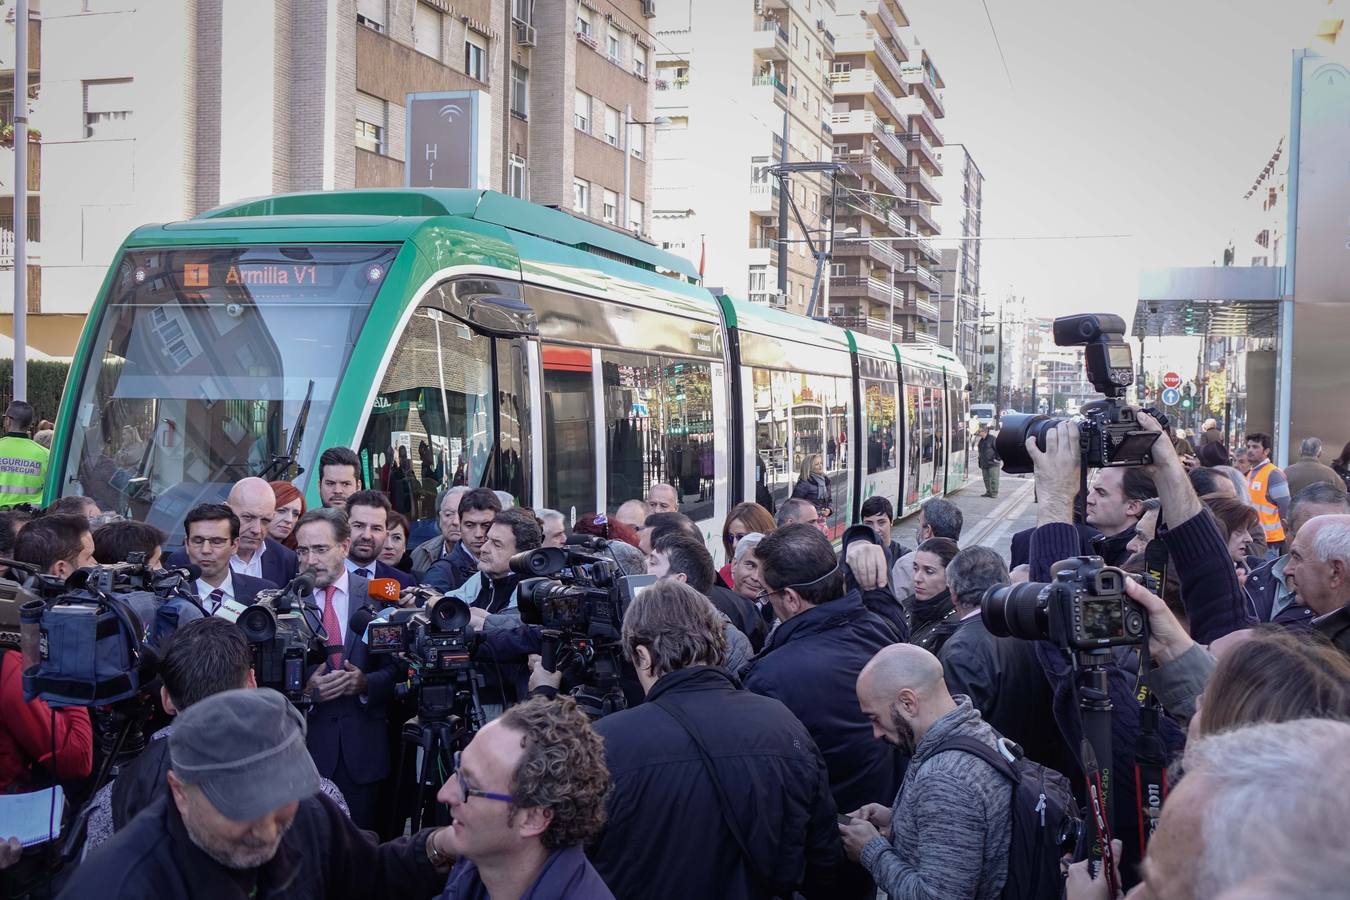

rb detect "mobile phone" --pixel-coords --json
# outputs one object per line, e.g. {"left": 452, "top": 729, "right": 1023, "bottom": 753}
{"left": 837, "top": 814, "right": 854, "bottom": 826}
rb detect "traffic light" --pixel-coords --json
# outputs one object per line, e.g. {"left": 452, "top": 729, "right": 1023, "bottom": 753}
{"left": 1181, "top": 397, "right": 1192, "bottom": 409}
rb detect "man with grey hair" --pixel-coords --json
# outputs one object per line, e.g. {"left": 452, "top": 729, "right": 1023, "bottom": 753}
{"left": 1284, "top": 436, "right": 1347, "bottom": 499}
{"left": 411, "top": 485, "right": 469, "bottom": 578}
{"left": 937, "top": 547, "right": 1078, "bottom": 780}
{"left": 775, "top": 496, "right": 817, "bottom": 528}
{"left": 891, "top": 498, "right": 964, "bottom": 598}
{"left": 1246, "top": 484, "right": 1350, "bottom": 628}
{"left": 646, "top": 483, "right": 680, "bottom": 515}
{"left": 1115, "top": 718, "right": 1350, "bottom": 900}
{"left": 1283, "top": 513, "right": 1350, "bottom": 655}
{"left": 537, "top": 508, "right": 567, "bottom": 548}
{"left": 588, "top": 579, "right": 843, "bottom": 898}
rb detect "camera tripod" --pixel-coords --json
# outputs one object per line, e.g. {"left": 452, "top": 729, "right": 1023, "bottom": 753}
{"left": 1073, "top": 650, "right": 1119, "bottom": 895}
{"left": 390, "top": 679, "right": 484, "bottom": 831}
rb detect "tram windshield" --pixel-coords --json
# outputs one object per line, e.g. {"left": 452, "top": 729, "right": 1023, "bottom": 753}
{"left": 59, "top": 244, "right": 397, "bottom": 538}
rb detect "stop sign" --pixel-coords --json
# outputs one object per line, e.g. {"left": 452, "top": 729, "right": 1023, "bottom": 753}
{"left": 1162, "top": 371, "right": 1182, "bottom": 390}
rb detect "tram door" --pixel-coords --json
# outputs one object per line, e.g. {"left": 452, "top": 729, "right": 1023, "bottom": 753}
{"left": 540, "top": 345, "right": 598, "bottom": 525}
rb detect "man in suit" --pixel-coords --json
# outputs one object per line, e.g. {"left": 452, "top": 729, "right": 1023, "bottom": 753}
{"left": 182, "top": 503, "right": 277, "bottom": 613}
{"left": 295, "top": 507, "right": 395, "bottom": 829}
{"left": 344, "top": 490, "right": 414, "bottom": 590}
{"left": 227, "top": 476, "right": 299, "bottom": 587}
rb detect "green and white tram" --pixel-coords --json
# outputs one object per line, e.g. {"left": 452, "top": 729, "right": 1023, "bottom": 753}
{"left": 49, "top": 189, "right": 968, "bottom": 562}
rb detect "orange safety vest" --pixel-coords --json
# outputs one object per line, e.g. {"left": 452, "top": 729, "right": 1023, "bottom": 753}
{"left": 1247, "top": 460, "right": 1286, "bottom": 544}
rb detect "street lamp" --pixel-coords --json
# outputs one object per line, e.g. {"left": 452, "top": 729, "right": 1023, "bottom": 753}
{"left": 622, "top": 107, "right": 671, "bottom": 235}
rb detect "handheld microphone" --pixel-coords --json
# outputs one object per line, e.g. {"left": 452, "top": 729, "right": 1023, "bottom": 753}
{"left": 348, "top": 606, "right": 377, "bottom": 644}
{"left": 159, "top": 563, "right": 203, "bottom": 582}
{"left": 565, "top": 533, "right": 608, "bottom": 550}
{"left": 367, "top": 577, "right": 402, "bottom": 604}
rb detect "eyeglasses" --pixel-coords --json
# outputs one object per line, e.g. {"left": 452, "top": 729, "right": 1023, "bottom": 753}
{"left": 294, "top": 544, "right": 333, "bottom": 557}
{"left": 452, "top": 751, "right": 513, "bottom": 804}
{"left": 187, "top": 537, "right": 232, "bottom": 549}
{"left": 727, "top": 532, "right": 749, "bottom": 545}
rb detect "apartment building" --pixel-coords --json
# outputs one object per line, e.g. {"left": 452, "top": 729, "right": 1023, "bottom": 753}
{"left": 651, "top": 0, "right": 835, "bottom": 316}
{"left": 23, "top": 0, "right": 655, "bottom": 357}
{"left": 934, "top": 141, "right": 982, "bottom": 374}
{"left": 822, "top": 0, "right": 944, "bottom": 341}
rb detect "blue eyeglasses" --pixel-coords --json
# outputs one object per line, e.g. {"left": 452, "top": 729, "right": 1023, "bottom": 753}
{"left": 453, "top": 751, "right": 513, "bottom": 804}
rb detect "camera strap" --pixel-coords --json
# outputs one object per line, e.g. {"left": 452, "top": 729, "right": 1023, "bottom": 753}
{"left": 1132, "top": 635, "right": 1168, "bottom": 853}
{"left": 652, "top": 697, "right": 779, "bottom": 896}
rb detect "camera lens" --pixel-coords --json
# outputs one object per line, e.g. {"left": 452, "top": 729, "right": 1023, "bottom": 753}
{"left": 993, "top": 414, "right": 1065, "bottom": 475}
{"left": 981, "top": 582, "right": 1052, "bottom": 640}
{"left": 237, "top": 605, "right": 277, "bottom": 644}
{"left": 429, "top": 595, "right": 471, "bottom": 632}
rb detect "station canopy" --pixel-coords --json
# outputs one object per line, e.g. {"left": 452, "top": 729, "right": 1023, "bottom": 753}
{"left": 1131, "top": 266, "right": 1283, "bottom": 339}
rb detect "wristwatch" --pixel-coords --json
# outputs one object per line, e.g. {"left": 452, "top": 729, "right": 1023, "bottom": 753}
{"left": 426, "top": 827, "right": 454, "bottom": 870}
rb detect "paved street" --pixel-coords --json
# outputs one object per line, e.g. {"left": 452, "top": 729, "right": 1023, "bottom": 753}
{"left": 896, "top": 472, "right": 1040, "bottom": 562}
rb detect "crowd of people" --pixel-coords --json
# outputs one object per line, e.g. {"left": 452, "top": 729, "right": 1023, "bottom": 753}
{"left": 3, "top": 398, "right": 1350, "bottom": 899}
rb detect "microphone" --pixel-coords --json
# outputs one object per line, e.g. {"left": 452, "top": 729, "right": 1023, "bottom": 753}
{"left": 565, "top": 533, "right": 608, "bottom": 550}
{"left": 367, "top": 577, "right": 402, "bottom": 604}
{"left": 158, "top": 563, "right": 203, "bottom": 582}
{"left": 286, "top": 570, "right": 318, "bottom": 597}
{"left": 348, "top": 606, "right": 377, "bottom": 643}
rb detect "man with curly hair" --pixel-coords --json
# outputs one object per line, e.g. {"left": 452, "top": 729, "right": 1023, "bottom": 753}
{"left": 432, "top": 696, "right": 614, "bottom": 899}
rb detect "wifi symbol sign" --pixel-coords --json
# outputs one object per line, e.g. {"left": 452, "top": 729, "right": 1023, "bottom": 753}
{"left": 439, "top": 103, "right": 466, "bottom": 123}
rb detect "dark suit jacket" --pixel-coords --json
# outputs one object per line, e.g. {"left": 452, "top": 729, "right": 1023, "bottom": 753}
{"left": 304, "top": 574, "right": 396, "bottom": 786}
{"left": 221, "top": 571, "right": 276, "bottom": 606}
{"left": 167, "top": 537, "right": 299, "bottom": 590}
{"left": 376, "top": 560, "right": 414, "bottom": 590}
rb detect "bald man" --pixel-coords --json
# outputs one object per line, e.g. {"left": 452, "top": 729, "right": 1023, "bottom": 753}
{"left": 840, "top": 644, "right": 1013, "bottom": 900}
{"left": 646, "top": 484, "right": 679, "bottom": 515}
{"left": 614, "top": 499, "right": 648, "bottom": 530}
{"left": 226, "top": 477, "right": 299, "bottom": 586}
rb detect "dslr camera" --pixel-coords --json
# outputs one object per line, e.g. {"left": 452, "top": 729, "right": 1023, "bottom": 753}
{"left": 511, "top": 544, "right": 655, "bottom": 717}
{"left": 996, "top": 313, "right": 1167, "bottom": 474}
{"left": 981, "top": 556, "right": 1148, "bottom": 652}
{"left": 366, "top": 591, "right": 480, "bottom": 723}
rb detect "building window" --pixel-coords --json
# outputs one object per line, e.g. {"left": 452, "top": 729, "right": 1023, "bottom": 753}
{"left": 607, "top": 27, "right": 622, "bottom": 63}
{"left": 413, "top": 3, "right": 443, "bottom": 59}
{"left": 791, "top": 23, "right": 798, "bottom": 46}
{"left": 789, "top": 76, "right": 797, "bottom": 99}
{"left": 508, "top": 155, "right": 528, "bottom": 198}
{"left": 634, "top": 45, "right": 647, "bottom": 78}
{"left": 603, "top": 106, "right": 620, "bottom": 147}
{"left": 628, "top": 198, "right": 643, "bottom": 233}
{"left": 512, "top": 0, "right": 531, "bottom": 24}
{"left": 831, "top": 61, "right": 851, "bottom": 74}
{"left": 510, "top": 63, "right": 529, "bottom": 118}
{"left": 602, "top": 189, "right": 618, "bottom": 224}
{"left": 83, "top": 78, "right": 134, "bottom": 139}
{"left": 574, "top": 90, "right": 591, "bottom": 132}
{"left": 830, "top": 263, "right": 845, "bottom": 276}
{"left": 749, "top": 268, "right": 767, "bottom": 294}
{"left": 573, "top": 178, "right": 590, "bottom": 214}
{"left": 356, "top": 0, "right": 386, "bottom": 32}
{"left": 629, "top": 122, "right": 645, "bottom": 159}
{"left": 465, "top": 30, "right": 487, "bottom": 82}
{"left": 576, "top": 6, "right": 593, "bottom": 39}
{"left": 354, "top": 91, "right": 386, "bottom": 154}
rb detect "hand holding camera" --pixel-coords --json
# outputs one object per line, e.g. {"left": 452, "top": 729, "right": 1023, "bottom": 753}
{"left": 1122, "top": 575, "right": 1194, "bottom": 665}
{"left": 1028, "top": 420, "right": 1081, "bottom": 527}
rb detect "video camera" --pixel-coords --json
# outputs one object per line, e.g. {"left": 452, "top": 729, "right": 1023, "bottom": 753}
{"left": 996, "top": 313, "right": 1168, "bottom": 474}
{"left": 231, "top": 572, "right": 328, "bottom": 710}
{"left": 981, "top": 555, "right": 1148, "bottom": 652}
{"left": 511, "top": 542, "right": 655, "bottom": 718}
{"left": 366, "top": 589, "right": 481, "bottom": 724}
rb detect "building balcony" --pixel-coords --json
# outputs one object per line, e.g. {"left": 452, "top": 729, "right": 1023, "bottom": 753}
{"left": 834, "top": 235, "right": 906, "bottom": 271}
{"left": 751, "top": 73, "right": 788, "bottom": 94}
{"left": 908, "top": 197, "right": 940, "bottom": 234}
{"left": 903, "top": 165, "right": 941, "bottom": 203}
{"left": 829, "top": 313, "right": 906, "bottom": 341}
{"left": 895, "top": 263, "right": 941, "bottom": 294}
{"left": 830, "top": 109, "right": 878, "bottom": 136}
{"left": 0, "top": 143, "right": 40, "bottom": 195}
{"left": 749, "top": 181, "right": 779, "bottom": 213}
{"left": 911, "top": 75, "right": 945, "bottom": 118}
{"left": 856, "top": 0, "right": 907, "bottom": 48}
{"left": 750, "top": 20, "right": 790, "bottom": 59}
{"left": 835, "top": 150, "right": 906, "bottom": 198}
{"left": 0, "top": 216, "right": 41, "bottom": 266}
{"left": 901, "top": 130, "right": 942, "bottom": 174}
{"left": 893, "top": 233, "right": 941, "bottom": 264}
{"left": 827, "top": 69, "right": 906, "bottom": 128}
{"left": 898, "top": 95, "right": 942, "bottom": 143}
{"left": 834, "top": 30, "right": 908, "bottom": 93}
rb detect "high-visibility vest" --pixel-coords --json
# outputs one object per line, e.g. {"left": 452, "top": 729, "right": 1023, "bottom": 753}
{"left": 1248, "top": 460, "right": 1286, "bottom": 544}
{"left": 0, "top": 435, "right": 46, "bottom": 507}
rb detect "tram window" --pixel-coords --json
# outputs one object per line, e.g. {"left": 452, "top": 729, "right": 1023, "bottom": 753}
{"left": 753, "top": 368, "right": 791, "bottom": 512}
{"left": 494, "top": 339, "right": 530, "bottom": 506}
{"left": 905, "top": 383, "right": 922, "bottom": 504}
{"left": 932, "top": 387, "right": 946, "bottom": 478}
{"left": 948, "top": 385, "right": 964, "bottom": 453}
{"left": 359, "top": 308, "right": 494, "bottom": 522}
{"left": 920, "top": 388, "right": 936, "bottom": 465}
{"left": 603, "top": 352, "right": 715, "bottom": 523}
{"left": 542, "top": 346, "right": 597, "bottom": 522}
{"left": 864, "top": 379, "right": 898, "bottom": 475}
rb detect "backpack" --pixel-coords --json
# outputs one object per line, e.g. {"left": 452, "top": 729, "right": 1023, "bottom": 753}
{"left": 932, "top": 735, "right": 1081, "bottom": 900}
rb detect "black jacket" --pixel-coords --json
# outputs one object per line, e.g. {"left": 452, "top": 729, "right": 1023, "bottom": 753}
{"left": 709, "top": 585, "right": 769, "bottom": 653}
{"left": 1010, "top": 523, "right": 1102, "bottom": 569}
{"left": 60, "top": 792, "right": 443, "bottom": 900}
{"left": 790, "top": 474, "right": 832, "bottom": 508}
{"left": 1314, "top": 604, "right": 1350, "bottom": 657}
{"left": 109, "top": 733, "right": 172, "bottom": 833}
{"left": 906, "top": 590, "right": 959, "bottom": 655}
{"left": 589, "top": 667, "right": 843, "bottom": 900}
{"left": 423, "top": 541, "right": 479, "bottom": 593}
{"left": 937, "top": 615, "right": 1080, "bottom": 787}
{"left": 167, "top": 539, "right": 297, "bottom": 592}
{"left": 977, "top": 434, "right": 1000, "bottom": 469}
{"left": 1244, "top": 556, "right": 1315, "bottom": 630}
{"left": 742, "top": 591, "right": 905, "bottom": 815}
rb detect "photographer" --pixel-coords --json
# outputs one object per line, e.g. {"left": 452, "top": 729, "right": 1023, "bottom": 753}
{"left": 293, "top": 508, "right": 396, "bottom": 829}
{"left": 60, "top": 689, "right": 446, "bottom": 899}
{"left": 83, "top": 617, "right": 349, "bottom": 853}
{"left": 588, "top": 580, "right": 844, "bottom": 900}
{"left": 91, "top": 520, "right": 166, "bottom": 567}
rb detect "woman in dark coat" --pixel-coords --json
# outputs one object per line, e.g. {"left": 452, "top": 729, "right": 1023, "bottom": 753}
{"left": 790, "top": 453, "right": 831, "bottom": 508}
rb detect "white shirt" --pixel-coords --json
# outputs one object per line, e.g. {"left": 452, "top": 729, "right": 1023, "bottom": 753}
{"left": 230, "top": 540, "right": 268, "bottom": 580}
{"left": 196, "top": 573, "right": 236, "bottom": 614}
{"left": 315, "top": 570, "right": 351, "bottom": 648}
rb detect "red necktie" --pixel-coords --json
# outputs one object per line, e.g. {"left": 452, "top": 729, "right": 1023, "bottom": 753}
{"left": 321, "top": 585, "right": 343, "bottom": 670}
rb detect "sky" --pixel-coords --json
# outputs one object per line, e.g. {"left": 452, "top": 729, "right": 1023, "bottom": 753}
{"left": 903, "top": 0, "right": 1340, "bottom": 328}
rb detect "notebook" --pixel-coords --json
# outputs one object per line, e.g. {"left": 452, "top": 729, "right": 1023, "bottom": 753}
{"left": 0, "top": 786, "right": 64, "bottom": 847}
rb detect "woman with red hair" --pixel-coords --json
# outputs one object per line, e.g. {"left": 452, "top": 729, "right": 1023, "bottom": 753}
{"left": 268, "top": 480, "right": 306, "bottom": 550}
{"left": 573, "top": 512, "right": 640, "bottom": 548}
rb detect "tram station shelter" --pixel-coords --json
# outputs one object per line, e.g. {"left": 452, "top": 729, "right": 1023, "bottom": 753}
{"left": 1131, "top": 50, "right": 1350, "bottom": 467}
